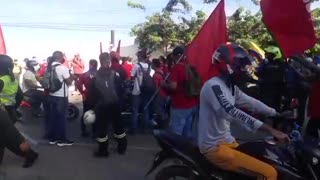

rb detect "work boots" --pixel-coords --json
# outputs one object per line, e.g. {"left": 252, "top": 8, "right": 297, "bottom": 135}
{"left": 94, "top": 141, "right": 109, "bottom": 158}
{"left": 115, "top": 137, "right": 127, "bottom": 155}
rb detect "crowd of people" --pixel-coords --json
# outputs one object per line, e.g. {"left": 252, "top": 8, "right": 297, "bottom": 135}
{"left": 1, "top": 43, "right": 320, "bottom": 180}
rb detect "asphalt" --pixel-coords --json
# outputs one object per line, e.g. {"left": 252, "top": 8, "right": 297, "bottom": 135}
{"left": 0, "top": 93, "right": 271, "bottom": 180}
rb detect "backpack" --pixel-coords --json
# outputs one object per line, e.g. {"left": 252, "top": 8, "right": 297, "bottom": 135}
{"left": 183, "top": 64, "right": 202, "bottom": 97}
{"left": 137, "top": 63, "right": 156, "bottom": 95}
{"left": 42, "top": 64, "right": 63, "bottom": 93}
{"left": 94, "top": 70, "right": 119, "bottom": 105}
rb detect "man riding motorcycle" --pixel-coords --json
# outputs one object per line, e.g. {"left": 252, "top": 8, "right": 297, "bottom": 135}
{"left": 198, "top": 44, "right": 290, "bottom": 180}
{"left": 22, "top": 60, "right": 45, "bottom": 116}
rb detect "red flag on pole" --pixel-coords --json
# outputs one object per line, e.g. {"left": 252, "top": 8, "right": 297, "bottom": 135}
{"left": 116, "top": 40, "right": 121, "bottom": 55}
{"left": 0, "top": 25, "right": 7, "bottom": 55}
{"left": 261, "top": 0, "right": 317, "bottom": 58}
{"left": 185, "top": 0, "right": 227, "bottom": 81}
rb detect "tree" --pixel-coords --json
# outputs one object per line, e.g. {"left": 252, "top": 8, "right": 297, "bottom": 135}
{"left": 228, "top": 8, "right": 274, "bottom": 49}
{"left": 130, "top": 12, "right": 179, "bottom": 54}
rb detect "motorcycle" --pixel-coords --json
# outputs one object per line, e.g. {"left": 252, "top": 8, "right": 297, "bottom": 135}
{"left": 20, "top": 95, "right": 80, "bottom": 121}
{"left": 147, "top": 117, "right": 320, "bottom": 180}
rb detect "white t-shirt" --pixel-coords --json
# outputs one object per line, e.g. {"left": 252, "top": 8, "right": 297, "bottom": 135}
{"left": 198, "top": 77, "right": 276, "bottom": 153}
{"left": 49, "top": 62, "right": 70, "bottom": 97}
{"left": 22, "top": 70, "right": 37, "bottom": 93}
{"left": 131, "top": 62, "right": 154, "bottom": 95}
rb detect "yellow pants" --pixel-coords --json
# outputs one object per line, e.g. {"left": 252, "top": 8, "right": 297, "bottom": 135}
{"left": 204, "top": 142, "right": 277, "bottom": 180}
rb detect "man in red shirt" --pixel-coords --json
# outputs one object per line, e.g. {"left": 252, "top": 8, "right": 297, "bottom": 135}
{"left": 152, "top": 58, "right": 168, "bottom": 129}
{"left": 162, "top": 47, "right": 199, "bottom": 138}
{"left": 122, "top": 57, "right": 133, "bottom": 80}
{"left": 78, "top": 59, "right": 98, "bottom": 137}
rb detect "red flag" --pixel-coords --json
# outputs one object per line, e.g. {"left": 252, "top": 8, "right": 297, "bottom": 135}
{"left": 185, "top": 0, "right": 227, "bottom": 81}
{"left": 0, "top": 25, "right": 7, "bottom": 55}
{"left": 261, "top": 0, "right": 317, "bottom": 58}
{"left": 116, "top": 40, "right": 121, "bottom": 55}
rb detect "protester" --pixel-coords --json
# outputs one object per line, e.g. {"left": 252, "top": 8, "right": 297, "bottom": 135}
{"left": 47, "top": 51, "right": 74, "bottom": 146}
{"left": 71, "top": 53, "right": 85, "bottom": 95}
{"left": 22, "top": 60, "right": 45, "bottom": 117}
{"left": 198, "top": 44, "right": 290, "bottom": 180}
{"left": 78, "top": 59, "right": 98, "bottom": 137}
{"left": 13, "top": 59, "right": 22, "bottom": 84}
{"left": 162, "top": 47, "right": 199, "bottom": 138}
{"left": 130, "top": 49, "right": 155, "bottom": 134}
{"left": 256, "top": 46, "right": 286, "bottom": 112}
{"left": 0, "top": 106, "right": 39, "bottom": 168}
{"left": 151, "top": 59, "right": 168, "bottom": 129}
{"left": 159, "top": 56, "right": 169, "bottom": 75}
{"left": 0, "top": 55, "right": 24, "bottom": 124}
{"left": 122, "top": 56, "right": 133, "bottom": 80}
{"left": 87, "top": 52, "right": 127, "bottom": 157}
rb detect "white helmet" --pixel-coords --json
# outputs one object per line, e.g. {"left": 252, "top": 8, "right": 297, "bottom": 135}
{"left": 83, "top": 110, "right": 96, "bottom": 125}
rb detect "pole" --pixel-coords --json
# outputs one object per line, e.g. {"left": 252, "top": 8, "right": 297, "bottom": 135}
{"left": 143, "top": 54, "right": 185, "bottom": 111}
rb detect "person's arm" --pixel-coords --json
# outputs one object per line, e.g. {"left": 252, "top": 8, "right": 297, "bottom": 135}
{"left": 234, "top": 86, "right": 277, "bottom": 117}
{"left": 131, "top": 64, "right": 137, "bottom": 80}
{"left": 60, "top": 66, "right": 73, "bottom": 86}
{"left": 210, "top": 85, "right": 264, "bottom": 132}
{"left": 78, "top": 74, "right": 85, "bottom": 95}
{"left": 209, "top": 85, "right": 289, "bottom": 142}
{"left": 23, "top": 72, "right": 42, "bottom": 88}
{"left": 162, "top": 67, "right": 178, "bottom": 91}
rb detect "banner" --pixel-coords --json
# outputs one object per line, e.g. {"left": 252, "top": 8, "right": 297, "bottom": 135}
{"left": 185, "top": 0, "right": 227, "bottom": 81}
{"left": 261, "top": 0, "right": 317, "bottom": 57}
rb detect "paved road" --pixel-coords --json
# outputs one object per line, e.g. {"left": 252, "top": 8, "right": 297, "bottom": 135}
{"left": 1, "top": 94, "right": 271, "bottom": 180}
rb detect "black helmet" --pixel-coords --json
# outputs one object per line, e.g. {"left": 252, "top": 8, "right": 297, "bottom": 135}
{"left": 0, "top": 54, "right": 14, "bottom": 75}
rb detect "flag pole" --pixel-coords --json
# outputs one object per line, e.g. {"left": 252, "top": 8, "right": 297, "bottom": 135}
{"left": 143, "top": 54, "right": 185, "bottom": 111}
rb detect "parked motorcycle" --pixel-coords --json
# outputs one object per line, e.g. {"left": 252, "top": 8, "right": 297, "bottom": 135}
{"left": 20, "top": 95, "right": 80, "bottom": 121}
{"left": 147, "top": 117, "right": 320, "bottom": 180}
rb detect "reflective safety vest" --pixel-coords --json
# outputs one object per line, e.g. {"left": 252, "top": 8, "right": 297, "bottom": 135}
{"left": 0, "top": 75, "right": 18, "bottom": 106}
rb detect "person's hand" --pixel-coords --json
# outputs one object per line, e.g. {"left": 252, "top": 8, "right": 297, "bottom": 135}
{"left": 274, "top": 110, "right": 293, "bottom": 118}
{"left": 270, "top": 129, "right": 291, "bottom": 143}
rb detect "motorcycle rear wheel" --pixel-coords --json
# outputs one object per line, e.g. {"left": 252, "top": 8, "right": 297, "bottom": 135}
{"left": 155, "top": 165, "right": 198, "bottom": 180}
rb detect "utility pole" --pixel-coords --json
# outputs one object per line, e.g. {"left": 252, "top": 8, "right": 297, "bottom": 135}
{"left": 109, "top": 30, "right": 115, "bottom": 52}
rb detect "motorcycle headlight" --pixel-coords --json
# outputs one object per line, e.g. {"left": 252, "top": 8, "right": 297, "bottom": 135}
{"left": 312, "top": 157, "right": 319, "bottom": 165}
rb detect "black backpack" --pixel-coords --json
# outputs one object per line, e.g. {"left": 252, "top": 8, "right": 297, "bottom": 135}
{"left": 137, "top": 63, "right": 156, "bottom": 95}
{"left": 183, "top": 64, "right": 202, "bottom": 97}
{"left": 42, "top": 64, "right": 63, "bottom": 93}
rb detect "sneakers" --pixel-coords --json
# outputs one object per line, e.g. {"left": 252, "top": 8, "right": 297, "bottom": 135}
{"left": 57, "top": 141, "right": 74, "bottom": 147}
{"left": 49, "top": 141, "right": 58, "bottom": 145}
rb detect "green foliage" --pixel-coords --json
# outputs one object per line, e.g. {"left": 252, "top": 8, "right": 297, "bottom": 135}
{"left": 228, "top": 8, "right": 274, "bottom": 49}
{"left": 127, "top": 0, "right": 145, "bottom": 10}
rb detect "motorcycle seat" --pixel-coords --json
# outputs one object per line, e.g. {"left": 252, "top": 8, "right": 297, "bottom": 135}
{"left": 154, "top": 130, "right": 220, "bottom": 173}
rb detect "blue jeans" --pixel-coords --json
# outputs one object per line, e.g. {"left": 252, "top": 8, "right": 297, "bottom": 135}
{"left": 47, "top": 96, "right": 68, "bottom": 141}
{"left": 170, "top": 106, "right": 199, "bottom": 139}
{"left": 131, "top": 94, "right": 151, "bottom": 130}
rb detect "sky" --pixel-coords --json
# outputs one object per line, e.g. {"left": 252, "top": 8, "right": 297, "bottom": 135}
{"left": 0, "top": 0, "right": 319, "bottom": 61}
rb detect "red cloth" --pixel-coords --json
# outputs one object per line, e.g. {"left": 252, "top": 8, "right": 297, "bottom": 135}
{"left": 170, "top": 63, "right": 198, "bottom": 109}
{"left": 0, "top": 25, "right": 6, "bottom": 55}
{"left": 161, "top": 64, "right": 169, "bottom": 75}
{"left": 37, "top": 63, "right": 47, "bottom": 77}
{"left": 153, "top": 69, "right": 167, "bottom": 98}
{"left": 261, "top": 0, "right": 317, "bottom": 58}
{"left": 185, "top": 0, "right": 227, "bottom": 82}
{"left": 309, "top": 81, "right": 320, "bottom": 119}
{"left": 122, "top": 62, "right": 133, "bottom": 80}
